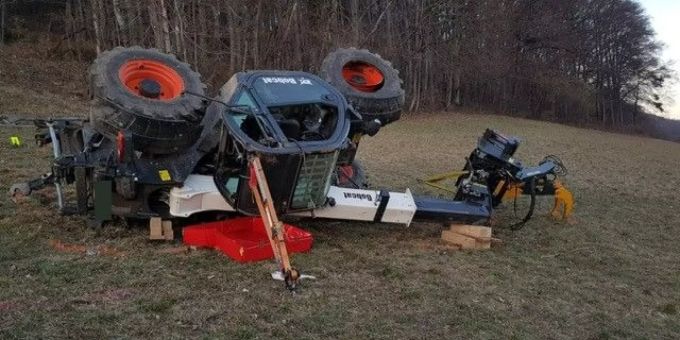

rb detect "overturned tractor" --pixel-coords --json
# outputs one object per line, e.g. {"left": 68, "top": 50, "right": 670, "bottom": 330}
{"left": 10, "top": 47, "right": 571, "bottom": 230}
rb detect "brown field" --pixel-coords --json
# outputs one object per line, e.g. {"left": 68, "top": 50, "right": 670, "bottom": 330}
{"left": 1, "top": 109, "right": 679, "bottom": 339}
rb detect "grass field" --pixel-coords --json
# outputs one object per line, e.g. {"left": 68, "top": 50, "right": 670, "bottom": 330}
{"left": 1, "top": 113, "right": 679, "bottom": 339}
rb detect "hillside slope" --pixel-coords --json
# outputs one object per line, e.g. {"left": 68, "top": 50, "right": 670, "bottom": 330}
{"left": 0, "top": 42, "right": 89, "bottom": 117}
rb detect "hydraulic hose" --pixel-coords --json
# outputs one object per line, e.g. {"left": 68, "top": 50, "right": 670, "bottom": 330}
{"left": 509, "top": 176, "right": 536, "bottom": 230}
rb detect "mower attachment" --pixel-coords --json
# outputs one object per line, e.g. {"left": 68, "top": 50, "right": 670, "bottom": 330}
{"left": 424, "top": 129, "right": 574, "bottom": 225}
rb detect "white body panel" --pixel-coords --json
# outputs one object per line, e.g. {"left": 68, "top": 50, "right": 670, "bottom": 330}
{"left": 169, "top": 175, "right": 235, "bottom": 217}
{"left": 290, "top": 186, "right": 416, "bottom": 225}
{"left": 169, "top": 175, "right": 417, "bottom": 225}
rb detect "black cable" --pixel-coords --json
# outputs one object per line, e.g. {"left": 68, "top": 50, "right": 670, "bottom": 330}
{"left": 508, "top": 177, "right": 536, "bottom": 230}
{"left": 183, "top": 90, "right": 232, "bottom": 108}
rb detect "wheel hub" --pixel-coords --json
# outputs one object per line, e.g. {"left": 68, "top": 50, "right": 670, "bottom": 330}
{"left": 351, "top": 75, "right": 367, "bottom": 84}
{"left": 139, "top": 79, "right": 161, "bottom": 99}
{"left": 119, "top": 59, "right": 185, "bottom": 101}
{"left": 342, "top": 61, "right": 385, "bottom": 92}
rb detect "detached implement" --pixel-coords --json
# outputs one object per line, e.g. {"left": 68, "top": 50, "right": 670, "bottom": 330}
{"left": 423, "top": 130, "right": 574, "bottom": 228}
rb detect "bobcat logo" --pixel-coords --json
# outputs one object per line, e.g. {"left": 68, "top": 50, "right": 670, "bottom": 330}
{"left": 343, "top": 192, "right": 373, "bottom": 201}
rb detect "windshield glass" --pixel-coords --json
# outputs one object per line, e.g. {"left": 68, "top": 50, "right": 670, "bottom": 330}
{"left": 224, "top": 91, "right": 278, "bottom": 146}
{"left": 227, "top": 91, "right": 257, "bottom": 127}
{"left": 252, "top": 76, "right": 333, "bottom": 104}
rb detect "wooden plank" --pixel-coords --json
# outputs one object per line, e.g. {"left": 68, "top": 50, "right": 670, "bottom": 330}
{"left": 149, "top": 217, "right": 164, "bottom": 240}
{"left": 475, "top": 238, "right": 492, "bottom": 250}
{"left": 449, "top": 225, "right": 492, "bottom": 239}
{"left": 162, "top": 220, "right": 174, "bottom": 240}
{"left": 442, "top": 225, "right": 493, "bottom": 250}
{"left": 441, "top": 230, "right": 477, "bottom": 249}
{"left": 249, "top": 157, "right": 293, "bottom": 274}
{"left": 250, "top": 176, "right": 282, "bottom": 261}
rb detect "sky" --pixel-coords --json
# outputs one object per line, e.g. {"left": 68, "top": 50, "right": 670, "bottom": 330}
{"left": 640, "top": 0, "right": 680, "bottom": 119}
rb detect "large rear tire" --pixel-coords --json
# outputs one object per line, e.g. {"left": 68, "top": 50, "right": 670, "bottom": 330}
{"left": 89, "top": 46, "right": 207, "bottom": 154}
{"left": 320, "top": 48, "right": 405, "bottom": 125}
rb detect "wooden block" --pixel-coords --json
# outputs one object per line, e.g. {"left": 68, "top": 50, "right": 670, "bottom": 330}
{"left": 449, "top": 225, "right": 492, "bottom": 239}
{"left": 162, "top": 220, "right": 174, "bottom": 240}
{"left": 475, "top": 238, "right": 491, "bottom": 250}
{"left": 441, "top": 230, "right": 477, "bottom": 249}
{"left": 442, "top": 225, "right": 493, "bottom": 250}
{"left": 149, "top": 217, "right": 164, "bottom": 240}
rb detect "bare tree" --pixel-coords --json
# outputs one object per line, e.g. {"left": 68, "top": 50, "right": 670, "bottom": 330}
{"left": 0, "top": 0, "right": 6, "bottom": 46}
{"left": 1, "top": 0, "right": 671, "bottom": 129}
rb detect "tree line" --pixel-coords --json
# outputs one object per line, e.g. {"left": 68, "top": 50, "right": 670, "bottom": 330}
{"left": 0, "top": 0, "right": 673, "bottom": 128}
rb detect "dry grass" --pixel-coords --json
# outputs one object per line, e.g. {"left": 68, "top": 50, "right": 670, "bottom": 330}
{"left": 0, "top": 42, "right": 90, "bottom": 117}
{"left": 2, "top": 40, "right": 678, "bottom": 339}
{"left": 1, "top": 111, "right": 679, "bottom": 339}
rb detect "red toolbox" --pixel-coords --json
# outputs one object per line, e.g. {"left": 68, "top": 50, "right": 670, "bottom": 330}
{"left": 182, "top": 217, "right": 313, "bottom": 262}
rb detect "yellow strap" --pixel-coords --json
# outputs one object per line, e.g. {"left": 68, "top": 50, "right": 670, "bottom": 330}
{"left": 422, "top": 170, "right": 469, "bottom": 193}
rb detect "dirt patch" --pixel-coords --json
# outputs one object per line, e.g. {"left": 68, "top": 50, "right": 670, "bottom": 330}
{"left": 0, "top": 301, "right": 18, "bottom": 312}
{"left": 48, "top": 239, "right": 125, "bottom": 257}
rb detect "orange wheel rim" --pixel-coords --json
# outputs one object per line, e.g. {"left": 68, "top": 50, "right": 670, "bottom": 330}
{"left": 342, "top": 61, "right": 384, "bottom": 92}
{"left": 119, "top": 59, "right": 185, "bottom": 101}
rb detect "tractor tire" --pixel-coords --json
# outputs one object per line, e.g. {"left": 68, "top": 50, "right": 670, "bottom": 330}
{"left": 320, "top": 48, "right": 405, "bottom": 125}
{"left": 89, "top": 46, "right": 207, "bottom": 155}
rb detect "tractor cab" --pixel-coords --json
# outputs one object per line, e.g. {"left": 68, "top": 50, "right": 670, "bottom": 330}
{"left": 213, "top": 71, "right": 357, "bottom": 215}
